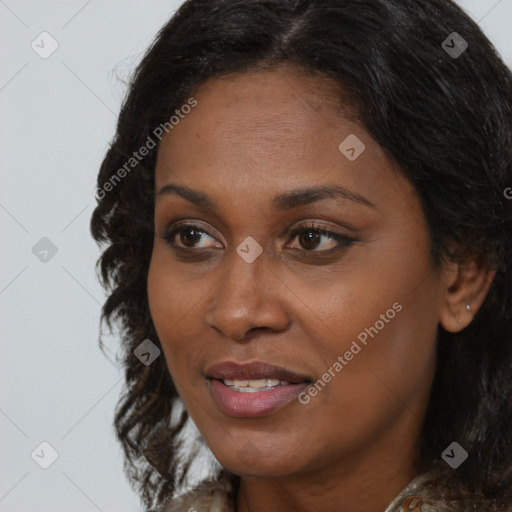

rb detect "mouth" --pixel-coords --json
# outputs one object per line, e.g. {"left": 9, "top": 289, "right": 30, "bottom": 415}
{"left": 220, "top": 378, "right": 292, "bottom": 393}
{"left": 205, "top": 361, "right": 312, "bottom": 417}
{"left": 205, "top": 360, "right": 311, "bottom": 384}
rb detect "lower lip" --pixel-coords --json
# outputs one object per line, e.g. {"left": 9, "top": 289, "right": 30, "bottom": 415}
{"left": 208, "top": 379, "right": 310, "bottom": 418}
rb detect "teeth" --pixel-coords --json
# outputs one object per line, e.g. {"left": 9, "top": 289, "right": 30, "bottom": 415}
{"left": 222, "top": 378, "right": 290, "bottom": 390}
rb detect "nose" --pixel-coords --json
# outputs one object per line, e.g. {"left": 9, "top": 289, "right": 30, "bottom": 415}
{"left": 205, "top": 246, "right": 290, "bottom": 341}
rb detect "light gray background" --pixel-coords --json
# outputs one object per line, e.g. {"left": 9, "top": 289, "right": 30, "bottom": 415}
{"left": 1, "top": 1, "right": 511, "bottom": 511}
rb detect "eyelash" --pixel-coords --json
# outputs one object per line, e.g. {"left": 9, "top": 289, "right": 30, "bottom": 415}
{"left": 288, "top": 224, "right": 356, "bottom": 252}
{"left": 159, "top": 221, "right": 356, "bottom": 254}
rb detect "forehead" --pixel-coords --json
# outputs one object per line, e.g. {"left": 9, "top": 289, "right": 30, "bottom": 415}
{"left": 191, "top": 66, "right": 352, "bottom": 121}
{"left": 154, "top": 67, "right": 411, "bottom": 214}
{"left": 156, "top": 69, "right": 354, "bottom": 166}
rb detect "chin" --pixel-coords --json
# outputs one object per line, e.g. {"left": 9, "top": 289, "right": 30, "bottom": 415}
{"left": 211, "top": 439, "right": 308, "bottom": 479}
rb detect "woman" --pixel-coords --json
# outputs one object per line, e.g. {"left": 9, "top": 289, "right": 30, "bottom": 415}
{"left": 91, "top": 0, "right": 512, "bottom": 511}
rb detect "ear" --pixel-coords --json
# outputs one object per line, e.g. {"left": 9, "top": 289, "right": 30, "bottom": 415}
{"left": 439, "top": 258, "right": 496, "bottom": 333}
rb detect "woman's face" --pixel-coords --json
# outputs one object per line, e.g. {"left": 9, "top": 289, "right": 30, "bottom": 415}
{"left": 148, "top": 68, "right": 453, "bottom": 479}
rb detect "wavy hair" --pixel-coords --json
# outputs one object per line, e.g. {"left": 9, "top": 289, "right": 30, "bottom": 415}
{"left": 90, "top": 0, "right": 512, "bottom": 510}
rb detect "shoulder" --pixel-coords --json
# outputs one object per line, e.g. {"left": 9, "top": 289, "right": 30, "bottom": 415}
{"left": 160, "top": 473, "right": 235, "bottom": 512}
{"left": 384, "top": 471, "right": 442, "bottom": 512}
{"left": 385, "top": 470, "right": 512, "bottom": 512}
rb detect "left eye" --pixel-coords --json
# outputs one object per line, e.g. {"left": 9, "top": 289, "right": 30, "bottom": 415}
{"left": 287, "top": 226, "right": 355, "bottom": 252}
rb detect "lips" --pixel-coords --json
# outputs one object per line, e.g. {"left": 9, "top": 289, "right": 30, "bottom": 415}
{"left": 205, "top": 361, "right": 311, "bottom": 384}
{"left": 205, "top": 361, "right": 312, "bottom": 417}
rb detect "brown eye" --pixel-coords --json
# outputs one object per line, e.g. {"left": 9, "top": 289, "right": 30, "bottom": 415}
{"left": 288, "top": 225, "right": 354, "bottom": 252}
{"left": 178, "top": 227, "right": 204, "bottom": 248}
{"left": 163, "top": 224, "right": 220, "bottom": 250}
{"left": 298, "top": 229, "right": 323, "bottom": 250}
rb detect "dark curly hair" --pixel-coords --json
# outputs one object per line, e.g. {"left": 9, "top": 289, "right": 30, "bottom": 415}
{"left": 90, "top": 0, "right": 512, "bottom": 510}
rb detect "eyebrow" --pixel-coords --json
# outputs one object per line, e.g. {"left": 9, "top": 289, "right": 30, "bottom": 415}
{"left": 156, "top": 183, "right": 376, "bottom": 211}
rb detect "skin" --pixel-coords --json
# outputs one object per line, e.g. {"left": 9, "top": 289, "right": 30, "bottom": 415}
{"left": 147, "top": 67, "right": 493, "bottom": 512}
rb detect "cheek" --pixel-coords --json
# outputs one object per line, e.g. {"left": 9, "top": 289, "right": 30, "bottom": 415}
{"left": 288, "top": 242, "right": 440, "bottom": 414}
{"left": 310, "top": 285, "right": 439, "bottom": 444}
{"left": 147, "top": 249, "right": 205, "bottom": 378}
{"left": 147, "top": 242, "right": 213, "bottom": 326}
{"left": 281, "top": 242, "right": 434, "bottom": 358}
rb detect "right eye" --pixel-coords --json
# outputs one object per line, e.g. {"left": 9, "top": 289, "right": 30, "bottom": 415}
{"left": 161, "top": 223, "right": 222, "bottom": 250}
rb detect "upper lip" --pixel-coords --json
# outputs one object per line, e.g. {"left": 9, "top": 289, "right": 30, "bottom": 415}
{"left": 205, "top": 361, "right": 311, "bottom": 384}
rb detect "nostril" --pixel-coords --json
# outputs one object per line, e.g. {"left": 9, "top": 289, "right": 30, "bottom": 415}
{"left": 234, "top": 326, "right": 274, "bottom": 341}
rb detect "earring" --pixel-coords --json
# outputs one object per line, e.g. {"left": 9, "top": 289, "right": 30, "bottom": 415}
{"left": 465, "top": 302, "right": 472, "bottom": 313}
